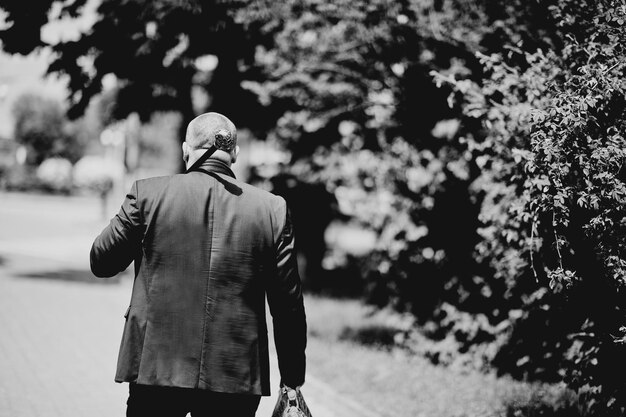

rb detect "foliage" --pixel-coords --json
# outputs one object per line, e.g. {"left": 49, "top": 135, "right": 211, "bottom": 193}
{"left": 502, "top": 386, "right": 583, "bottom": 417}
{"left": 11, "top": 93, "right": 84, "bottom": 165}
{"left": 238, "top": 0, "right": 491, "bottom": 312}
{"left": 239, "top": 0, "right": 546, "bottom": 364}
{"left": 36, "top": 157, "right": 73, "bottom": 193}
{"left": 0, "top": 0, "right": 268, "bottom": 136}
{"left": 437, "top": 0, "right": 626, "bottom": 413}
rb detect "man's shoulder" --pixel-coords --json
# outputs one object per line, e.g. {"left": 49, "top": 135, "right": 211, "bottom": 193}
{"left": 231, "top": 178, "right": 288, "bottom": 215}
{"left": 135, "top": 174, "right": 285, "bottom": 206}
{"left": 134, "top": 175, "right": 175, "bottom": 192}
{"left": 237, "top": 179, "right": 284, "bottom": 201}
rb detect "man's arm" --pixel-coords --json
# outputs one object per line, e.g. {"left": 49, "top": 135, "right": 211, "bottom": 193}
{"left": 90, "top": 182, "right": 142, "bottom": 278}
{"left": 267, "top": 202, "right": 307, "bottom": 388}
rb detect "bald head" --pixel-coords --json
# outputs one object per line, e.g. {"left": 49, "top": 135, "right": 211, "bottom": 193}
{"left": 183, "top": 112, "right": 239, "bottom": 168}
{"left": 185, "top": 112, "right": 237, "bottom": 151}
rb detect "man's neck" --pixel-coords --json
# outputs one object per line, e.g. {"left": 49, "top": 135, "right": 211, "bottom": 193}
{"left": 187, "top": 157, "right": 237, "bottom": 179}
{"left": 186, "top": 151, "right": 232, "bottom": 170}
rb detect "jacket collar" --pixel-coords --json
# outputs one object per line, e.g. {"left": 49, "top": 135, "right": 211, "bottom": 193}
{"left": 191, "top": 158, "right": 236, "bottom": 179}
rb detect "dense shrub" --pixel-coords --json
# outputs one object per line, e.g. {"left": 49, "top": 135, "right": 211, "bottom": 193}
{"left": 438, "top": 0, "right": 626, "bottom": 413}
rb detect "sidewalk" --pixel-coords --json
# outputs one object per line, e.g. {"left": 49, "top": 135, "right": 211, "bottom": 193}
{"left": 0, "top": 192, "right": 376, "bottom": 417}
{"left": 0, "top": 254, "right": 130, "bottom": 416}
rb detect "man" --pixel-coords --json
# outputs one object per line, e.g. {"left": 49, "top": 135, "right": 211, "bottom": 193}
{"left": 90, "top": 112, "right": 306, "bottom": 416}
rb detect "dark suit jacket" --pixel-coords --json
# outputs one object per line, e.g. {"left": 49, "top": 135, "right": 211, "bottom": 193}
{"left": 90, "top": 159, "right": 306, "bottom": 396}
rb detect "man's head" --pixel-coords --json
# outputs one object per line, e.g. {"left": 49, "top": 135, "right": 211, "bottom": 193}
{"left": 182, "top": 112, "right": 239, "bottom": 168}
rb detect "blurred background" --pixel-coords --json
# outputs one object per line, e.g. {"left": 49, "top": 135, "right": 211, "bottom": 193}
{"left": 0, "top": 1, "right": 625, "bottom": 416}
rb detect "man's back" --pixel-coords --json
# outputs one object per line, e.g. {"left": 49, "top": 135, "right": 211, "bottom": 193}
{"left": 90, "top": 159, "right": 306, "bottom": 396}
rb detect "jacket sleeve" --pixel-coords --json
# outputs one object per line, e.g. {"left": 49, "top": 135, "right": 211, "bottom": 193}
{"left": 90, "top": 181, "right": 143, "bottom": 278}
{"left": 267, "top": 200, "right": 307, "bottom": 388}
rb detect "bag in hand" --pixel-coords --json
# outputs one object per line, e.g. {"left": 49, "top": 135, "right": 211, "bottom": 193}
{"left": 271, "top": 386, "right": 313, "bottom": 417}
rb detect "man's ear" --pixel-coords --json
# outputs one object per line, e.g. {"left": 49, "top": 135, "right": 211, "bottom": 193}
{"left": 231, "top": 145, "right": 240, "bottom": 164}
{"left": 182, "top": 142, "right": 189, "bottom": 162}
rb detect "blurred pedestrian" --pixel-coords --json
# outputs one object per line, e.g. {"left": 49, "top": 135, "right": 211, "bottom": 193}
{"left": 90, "top": 112, "right": 307, "bottom": 417}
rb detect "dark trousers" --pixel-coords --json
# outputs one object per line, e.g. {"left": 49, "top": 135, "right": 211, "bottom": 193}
{"left": 126, "top": 383, "right": 261, "bottom": 417}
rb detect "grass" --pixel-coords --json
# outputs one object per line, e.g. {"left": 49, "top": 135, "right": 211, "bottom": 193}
{"left": 304, "top": 294, "right": 581, "bottom": 417}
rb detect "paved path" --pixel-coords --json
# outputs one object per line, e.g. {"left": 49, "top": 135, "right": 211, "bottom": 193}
{"left": 0, "top": 192, "right": 376, "bottom": 417}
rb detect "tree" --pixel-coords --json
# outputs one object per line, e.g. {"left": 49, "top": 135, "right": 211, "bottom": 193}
{"left": 237, "top": 0, "right": 492, "bottom": 305}
{"left": 0, "top": 0, "right": 268, "bottom": 143}
{"left": 11, "top": 93, "right": 83, "bottom": 164}
{"left": 237, "top": 0, "right": 555, "bottom": 320}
